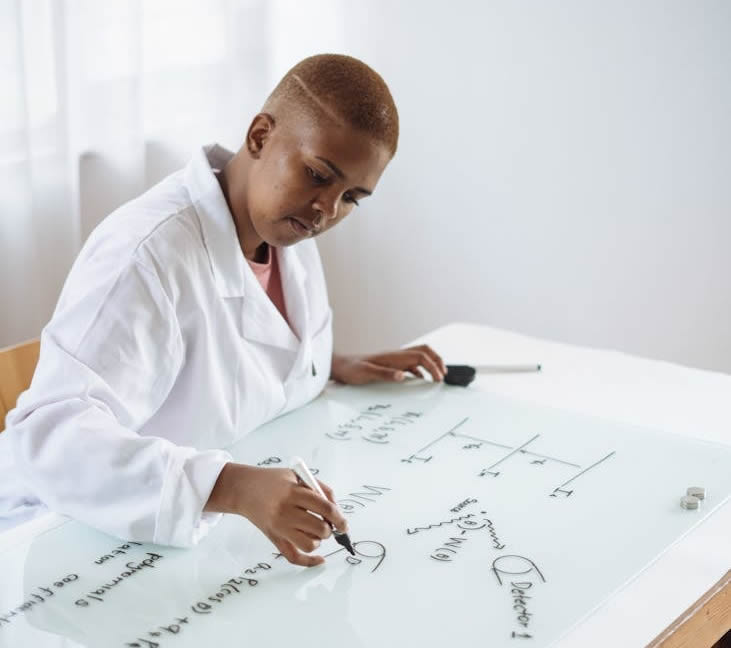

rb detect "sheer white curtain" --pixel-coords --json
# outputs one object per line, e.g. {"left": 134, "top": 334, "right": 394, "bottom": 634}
{"left": 0, "top": 0, "right": 275, "bottom": 347}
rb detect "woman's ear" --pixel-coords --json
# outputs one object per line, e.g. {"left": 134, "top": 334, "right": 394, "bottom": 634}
{"left": 245, "top": 113, "right": 276, "bottom": 158}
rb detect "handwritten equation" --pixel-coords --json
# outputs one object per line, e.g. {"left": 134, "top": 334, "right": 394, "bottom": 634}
{"left": 326, "top": 403, "right": 423, "bottom": 444}
{"left": 406, "top": 498, "right": 546, "bottom": 640}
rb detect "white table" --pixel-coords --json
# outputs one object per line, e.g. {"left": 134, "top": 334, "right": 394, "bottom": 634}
{"left": 409, "top": 323, "right": 731, "bottom": 647}
{"left": 2, "top": 322, "right": 729, "bottom": 647}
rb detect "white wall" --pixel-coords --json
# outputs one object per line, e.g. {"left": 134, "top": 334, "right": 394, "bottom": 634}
{"left": 6, "top": 1, "right": 728, "bottom": 374}
{"left": 268, "top": 0, "right": 731, "bottom": 373}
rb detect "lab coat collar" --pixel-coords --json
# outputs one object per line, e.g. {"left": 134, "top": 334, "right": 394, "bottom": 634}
{"left": 184, "top": 144, "right": 248, "bottom": 298}
{"left": 279, "top": 245, "right": 310, "bottom": 340}
{"left": 185, "top": 144, "right": 311, "bottom": 357}
{"left": 280, "top": 244, "right": 314, "bottom": 377}
{"left": 241, "top": 246, "right": 307, "bottom": 354}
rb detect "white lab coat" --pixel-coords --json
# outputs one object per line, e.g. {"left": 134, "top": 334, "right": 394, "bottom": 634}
{"left": 0, "top": 144, "right": 333, "bottom": 546}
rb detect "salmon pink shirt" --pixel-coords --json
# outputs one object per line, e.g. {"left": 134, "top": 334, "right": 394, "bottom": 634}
{"left": 246, "top": 245, "right": 291, "bottom": 328}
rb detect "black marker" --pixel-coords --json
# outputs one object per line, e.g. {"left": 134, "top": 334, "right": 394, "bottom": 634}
{"left": 290, "top": 457, "right": 355, "bottom": 556}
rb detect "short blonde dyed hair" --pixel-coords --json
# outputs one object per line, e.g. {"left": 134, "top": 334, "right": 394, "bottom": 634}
{"left": 263, "top": 54, "right": 399, "bottom": 157}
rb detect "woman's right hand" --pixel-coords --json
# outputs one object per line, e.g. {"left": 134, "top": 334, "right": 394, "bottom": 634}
{"left": 204, "top": 463, "right": 349, "bottom": 567}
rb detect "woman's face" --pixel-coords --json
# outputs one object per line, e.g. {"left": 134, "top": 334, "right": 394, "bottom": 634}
{"left": 244, "top": 113, "right": 392, "bottom": 247}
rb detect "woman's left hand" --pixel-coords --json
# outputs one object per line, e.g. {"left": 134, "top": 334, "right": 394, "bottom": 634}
{"left": 331, "top": 345, "right": 447, "bottom": 385}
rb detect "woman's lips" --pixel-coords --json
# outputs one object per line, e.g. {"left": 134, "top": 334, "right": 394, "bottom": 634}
{"left": 288, "top": 216, "right": 314, "bottom": 236}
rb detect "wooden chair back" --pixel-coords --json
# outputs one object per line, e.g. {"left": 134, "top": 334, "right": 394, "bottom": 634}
{"left": 0, "top": 339, "right": 40, "bottom": 433}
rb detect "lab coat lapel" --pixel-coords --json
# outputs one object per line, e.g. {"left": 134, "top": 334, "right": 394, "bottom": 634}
{"left": 186, "top": 144, "right": 304, "bottom": 354}
{"left": 240, "top": 259, "right": 300, "bottom": 353}
{"left": 279, "top": 245, "right": 314, "bottom": 380}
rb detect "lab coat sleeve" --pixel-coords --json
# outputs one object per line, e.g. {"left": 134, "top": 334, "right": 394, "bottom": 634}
{"left": 7, "top": 255, "right": 231, "bottom": 547}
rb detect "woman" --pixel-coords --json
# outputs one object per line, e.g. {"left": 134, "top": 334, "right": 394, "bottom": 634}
{"left": 0, "top": 54, "right": 446, "bottom": 567}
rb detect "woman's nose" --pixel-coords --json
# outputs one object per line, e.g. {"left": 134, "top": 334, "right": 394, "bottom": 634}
{"left": 312, "top": 192, "right": 339, "bottom": 223}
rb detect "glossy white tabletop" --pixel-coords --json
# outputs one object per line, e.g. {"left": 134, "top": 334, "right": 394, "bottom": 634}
{"left": 1, "top": 322, "right": 729, "bottom": 647}
{"left": 410, "top": 322, "right": 731, "bottom": 647}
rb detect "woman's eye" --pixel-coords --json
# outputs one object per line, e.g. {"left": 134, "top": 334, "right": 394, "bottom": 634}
{"left": 307, "top": 166, "right": 327, "bottom": 184}
{"left": 343, "top": 192, "right": 359, "bottom": 206}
